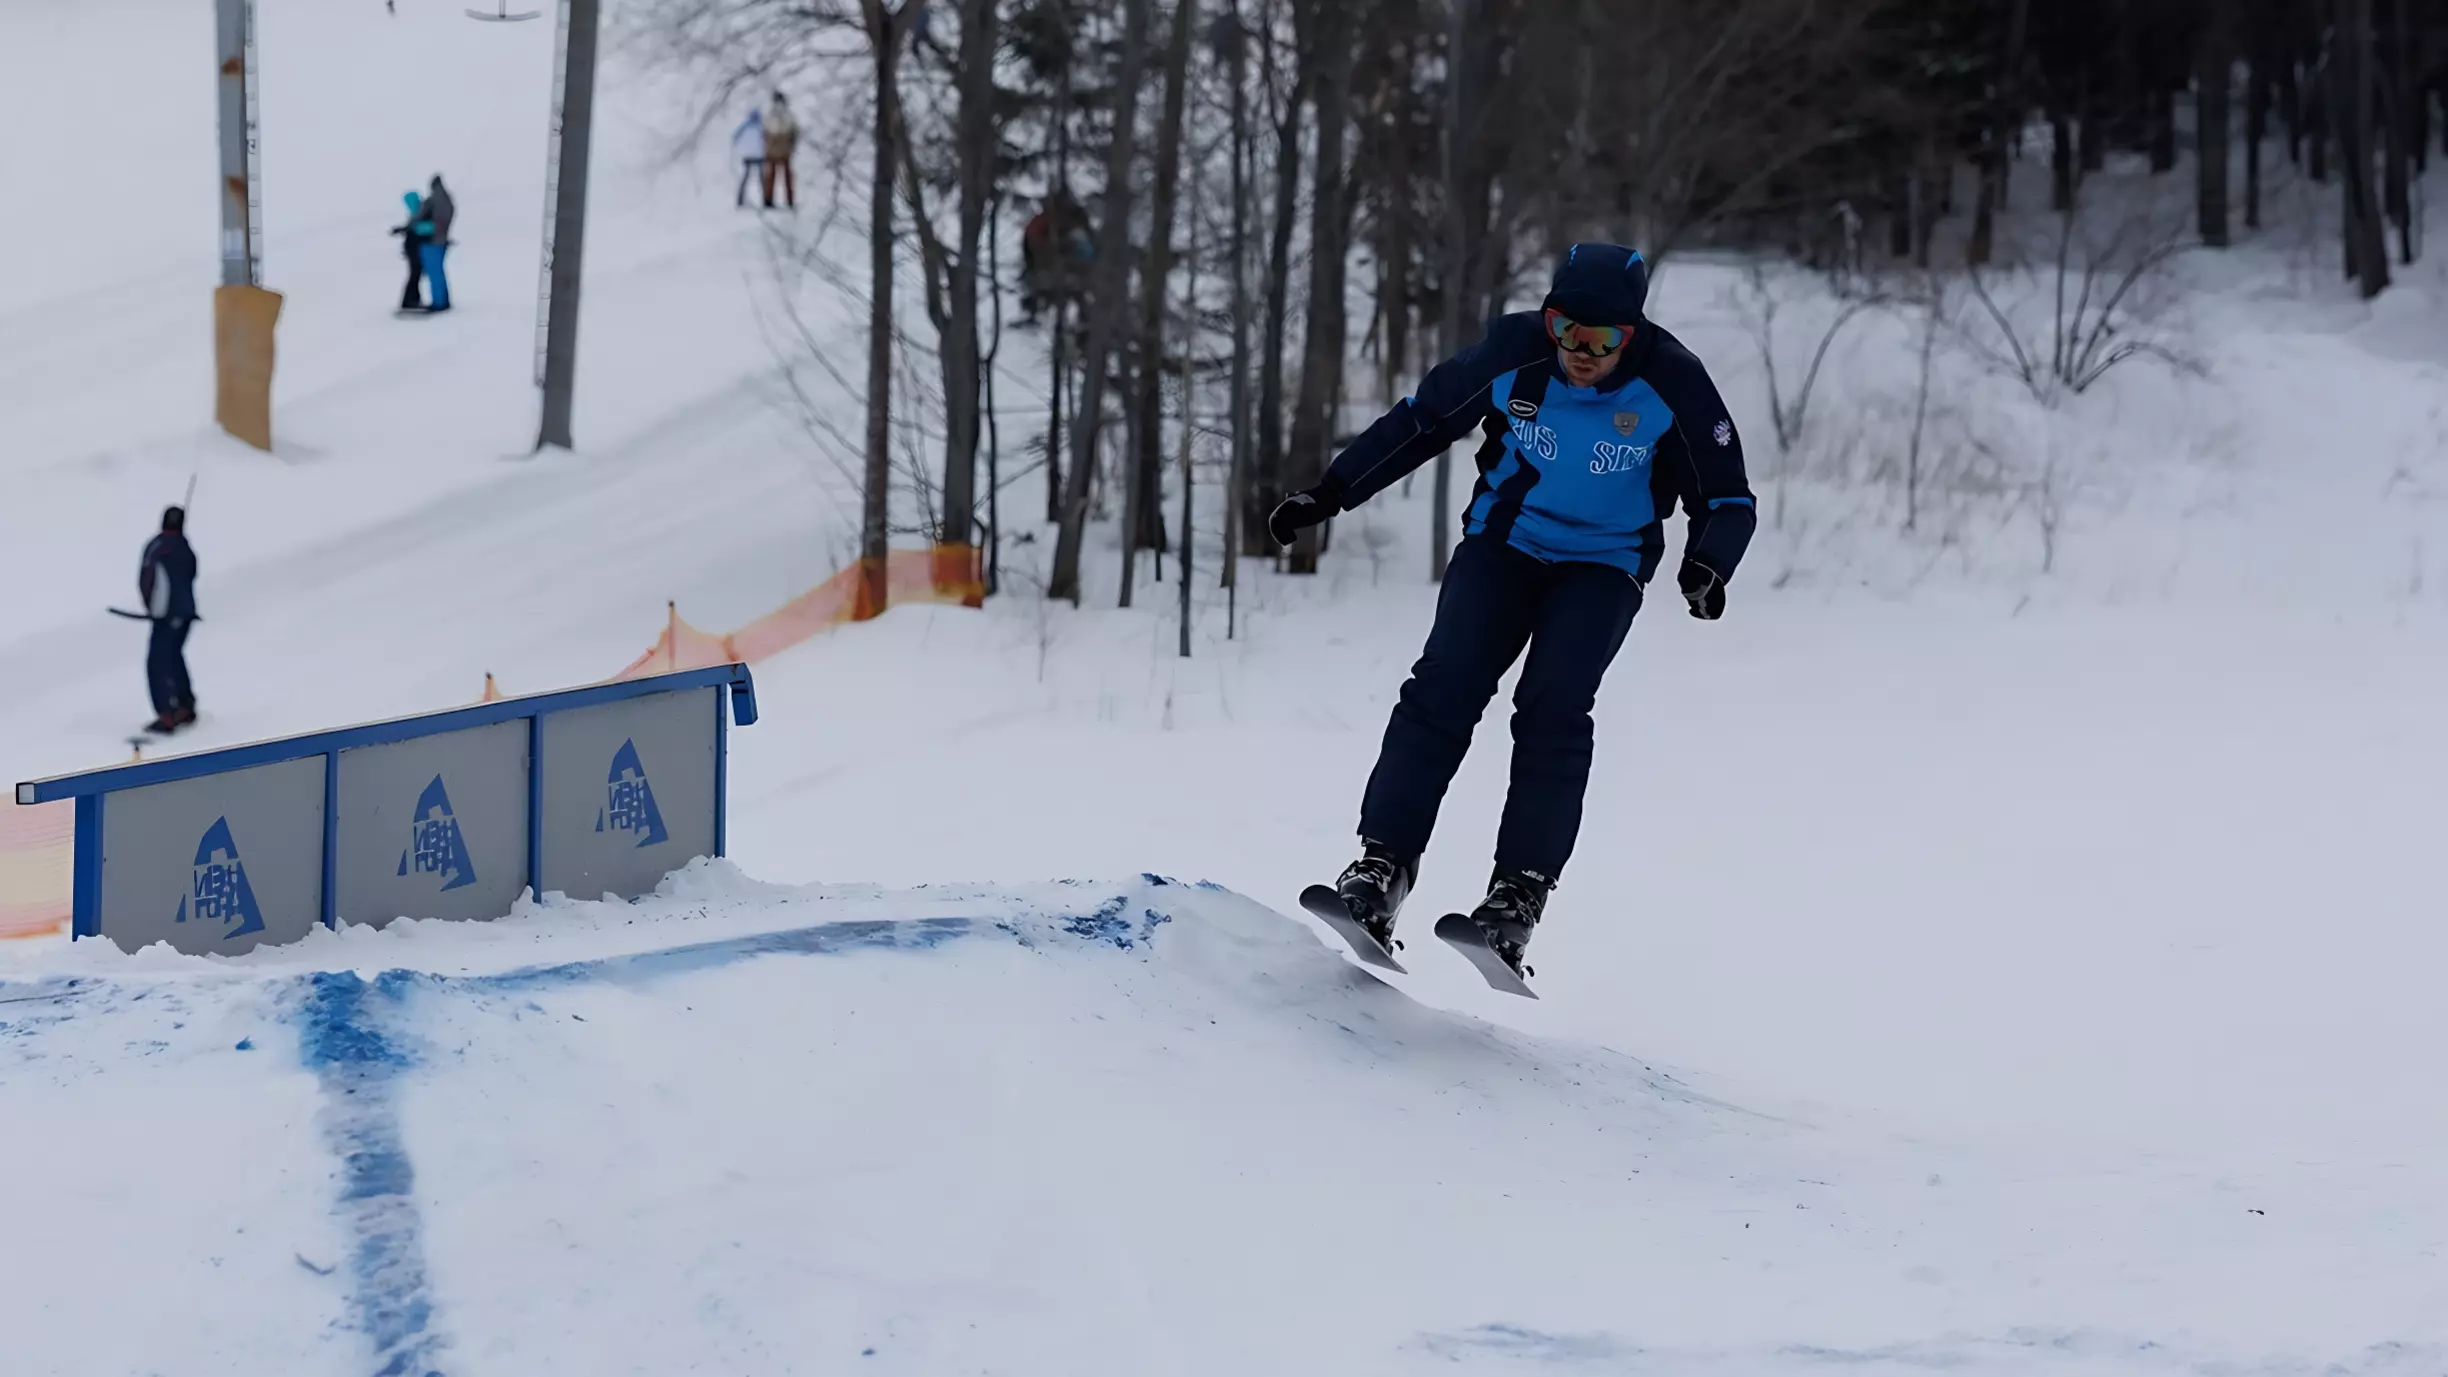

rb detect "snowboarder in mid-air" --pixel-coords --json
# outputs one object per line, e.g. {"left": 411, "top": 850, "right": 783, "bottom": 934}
{"left": 139, "top": 506, "right": 199, "bottom": 735}
{"left": 1269, "top": 243, "right": 1756, "bottom": 994}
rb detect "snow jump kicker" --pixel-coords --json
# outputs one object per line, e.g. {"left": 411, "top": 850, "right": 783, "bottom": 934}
{"left": 12, "top": 665, "right": 758, "bottom": 955}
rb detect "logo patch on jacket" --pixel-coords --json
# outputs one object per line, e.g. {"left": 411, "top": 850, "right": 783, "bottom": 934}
{"left": 1713, "top": 418, "right": 1734, "bottom": 447}
{"left": 1507, "top": 398, "right": 1539, "bottom": 419}
{"left": 1613, "top": 411, "right": 1639, "bottom": 436}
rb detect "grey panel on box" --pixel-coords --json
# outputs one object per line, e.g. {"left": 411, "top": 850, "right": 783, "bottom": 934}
{"left": 97, "top": 755, "right": 325, "bottom": 955}
{"left": 334, "top": 718, "right": 531, "bottom": 927}
{"left": 537, "top": 687, "right": 716, "bottom": 900}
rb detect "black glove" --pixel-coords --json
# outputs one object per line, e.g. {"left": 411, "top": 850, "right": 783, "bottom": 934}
{"left": 1677, "top": 560, "right": 1726, "bottom": 620}
{"left": 1266, "top": 487, "right": 1339, "bottom": 548}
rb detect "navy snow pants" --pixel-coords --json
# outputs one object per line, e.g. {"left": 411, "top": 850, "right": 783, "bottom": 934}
{"left": 147, "top": 616, "right": 194, "bottom": 718}
{"left": 1358, "top": 535, "right": 1642, "bottom": 880}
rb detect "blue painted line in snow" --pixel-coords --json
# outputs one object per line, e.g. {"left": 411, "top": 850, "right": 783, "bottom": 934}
{"left": 471, "top": 915, "right": 983, "bottom": 991}
{"left": 297, "top": 969, "right": 447, "bottom": 1377}
{"left": 13, "top": 897, "right": 1175, "bottom": 1375}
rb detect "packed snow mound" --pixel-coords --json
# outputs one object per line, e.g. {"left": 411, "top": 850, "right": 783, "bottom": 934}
{"left": 4, "top": 867, "right": 2439, "bottom": 1376}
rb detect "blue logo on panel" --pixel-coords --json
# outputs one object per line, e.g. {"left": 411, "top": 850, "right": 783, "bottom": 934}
{"left": 398, "top": 774, "right": 478, "bottom": 892}
{"left": 595, "top": 738, "right": 668, "bottom": 848}
{"left": 175, "top": 816, "right": 266, "bottom": 940}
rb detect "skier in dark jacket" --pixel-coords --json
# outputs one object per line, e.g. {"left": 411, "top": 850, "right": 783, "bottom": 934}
{"left": 422, "top": 175, "right": 455, "bottom": 312}
{"left": 139, "top": 506, "right": 199, "bottom": 733}
{"left": 1270, "top": 242, "right": 1756, "bottom": 981}
{"left": 391, "top": 191, "right": 434, "bottom": 311}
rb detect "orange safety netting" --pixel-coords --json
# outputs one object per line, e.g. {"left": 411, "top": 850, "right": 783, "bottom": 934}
{"left": 612, "top": 545, "right": 984, "bottom": 680}
{"left": 0, "top": 802, "right": 71, "bottom": 939}
{"left": 0, "top": 546, "right": 983, "bottom": 937}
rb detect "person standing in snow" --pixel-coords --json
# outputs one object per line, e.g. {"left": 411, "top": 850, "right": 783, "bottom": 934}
{"left": 139, "top": 506, "right": 199, "bottom": 734}
{"left": 391, "top": 190, "right": 434, "bottom": 311}
{"left": 421, "top": 175, "right": 455, "bottom": 312}
{"left": 760, "top": 92, "right": 798, "bottom": 210}
{"left": 731, "top": 107, "right": 765, "bottom": 208}
{"left": 1269, "top": 243, "right": 1756, "bottom": 984}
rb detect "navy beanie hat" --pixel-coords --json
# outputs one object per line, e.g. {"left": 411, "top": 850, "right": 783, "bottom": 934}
{"left": 1543, "top": 242, "right": 1649, "bottom": 326}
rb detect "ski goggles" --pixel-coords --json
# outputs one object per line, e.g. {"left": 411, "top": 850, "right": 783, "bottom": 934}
{"left": 1543, "top": 307, "right": 1631, "bottom": 358}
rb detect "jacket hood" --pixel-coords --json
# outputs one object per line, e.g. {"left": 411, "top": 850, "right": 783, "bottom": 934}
{"left": 1542, "top": 242, "right": 1649, "bottom": 326}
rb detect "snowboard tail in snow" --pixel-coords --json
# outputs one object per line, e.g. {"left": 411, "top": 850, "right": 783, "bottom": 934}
{"left": 1434, "top": 913, "right": 1539, "bottom": 999}
{"left": 1299, "top": 884, "right": 1407, "bottom": 973}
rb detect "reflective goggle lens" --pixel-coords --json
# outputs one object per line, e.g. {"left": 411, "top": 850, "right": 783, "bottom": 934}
{"left": 1543, "top": 308, "right": 1628, "bottom": 357}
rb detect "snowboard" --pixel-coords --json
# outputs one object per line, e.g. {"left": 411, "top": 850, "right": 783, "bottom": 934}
{"left": 1434, "top": 912, "right": 1539, "bottom": 999}
{"left": 1298, "top": 884, "right": 1407, "bottom": 974}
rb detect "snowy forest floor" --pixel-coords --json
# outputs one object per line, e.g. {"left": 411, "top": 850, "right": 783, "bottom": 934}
{"left": 3, "top": 2, "right": 2447, "bottom": 1373}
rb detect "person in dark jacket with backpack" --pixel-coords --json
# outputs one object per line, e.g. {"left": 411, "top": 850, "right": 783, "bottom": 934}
{"left": 391, "top": 190, "right": 434, "bottom": 311}
{"left": 421, "top": 176, "right": 455, "bottom": 312}
{"left": 139, "top": 506, "right": 199, "bottom": 733}
{"left": 1269, "top": 242, "right": 1757, "bottom": 979}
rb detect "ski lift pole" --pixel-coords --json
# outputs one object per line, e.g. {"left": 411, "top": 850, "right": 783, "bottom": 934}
{"left": 535, "top": 0, "right": 599, "bottom": 450}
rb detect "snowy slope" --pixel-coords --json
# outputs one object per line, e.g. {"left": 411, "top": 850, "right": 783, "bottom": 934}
{"left": 6, "top": 2, "right": 2448, "bottom": 1372}
{"left": 7, "top": 872, "right": 2440, "bottom": 1376}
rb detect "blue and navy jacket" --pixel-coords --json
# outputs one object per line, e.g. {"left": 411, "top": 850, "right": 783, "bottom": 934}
{"left": 139, "top": 531, "right": 197, "bottom": 621}
{"left": 1320, "top": 246, "right": 1756, "bottom": 584}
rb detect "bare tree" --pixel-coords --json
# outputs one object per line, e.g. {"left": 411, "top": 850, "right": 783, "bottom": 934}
{"left": 1730, "top": 263, "right": 1887, "bottom": 459}
{"left": 1121, "top": 0, "right": 1203, "bottom": 606}
{"left": 1247, "top": 0, "right": 1308, "bottom": 556}
{"left": 1430, "top": 0, "right": 1472, "bottom": 581}
{"left": 2333, "top": 0, "right": 2391, "bottom": 297}
{"left": 1049, "top": 0, "right": 1157, "bottom": 603}
{"left": 2197, "top": 2, "right": 2231, "bottom": 248}
{"left": 1903, "top": 274, "right": 1941, "bottom": 534}
{"left": 857, "top": 0, "right": 925, "bottom": 615}
{"left": 1283, "top": 0, "right": 1361, "bottom": 576}
{"left": 1960, "top": 206, "right": 2198, "bottom": 402}
{"left": 1216, "top": 5, "right": 1254, "bottom": 613}
{"left": 1969, "top": 0, "right": 2032, "bottom": 266}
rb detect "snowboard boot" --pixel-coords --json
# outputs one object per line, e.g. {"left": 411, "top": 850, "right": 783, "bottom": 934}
{"left": 1469, "top": 868, "right": 1553, "bottom": 978}
{"left": 1334, "top": 842, "right": 1418, "bottom": 952}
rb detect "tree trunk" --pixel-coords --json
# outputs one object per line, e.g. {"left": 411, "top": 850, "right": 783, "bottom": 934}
{"left": 1383, "top": 234, "right": 1410, "bottom": 404}
{"left": 2309, "top": 55, "right": 2332, "bottom": 183}
{"left": 1284, "top": 0, "right": 1358, "bottom": 576}
{"left": 2148, "top": 85, "right": 2177, "bottom": 172}
{"left": 938, "top": 0, "right": 1000, "bottom": 554}
{"left": 1248, "top": 13, "right": 1308, "bottom": 556}
{"left": 2113, "top": 0, "right": 2142, "bottom": 151}
{"left": 2078, "top": 63, "right": 2106, "bottom": 172}
{"left": 2049, "top": 102, "right": 2075, "bottom": 212}
{"left": 1968, "top": 0, "right": 2031, "bottom": 267}
{"left": 1886, "top": 167, "right": 1912, "bottom": 256}
{"left": 2335, "top": 0, "right": 2391, "bottom": 296}
{"left": 2246, "top": 41, "right": 2268, "bottom": 229}
{"left": 1223, "top": 6, "right": 1253, "bottom": 596}
{"left": 857, "top": 1, "right": 907, "bottom": 620}
{"left": 2198, "top": 11, "right": 2231, "bottom": 247}
{"left": 2282, "top": 55, "right": 2303, "bottom": 166}
{"left": 1432, "top": 0, "right": 1471, "bottom": 581}
{"left": 2382, "top": 0, "right": 2412, "bottom": 262}
{"left": 1120, "top": 0, "right": 1201, "bottom": 608}
{"left": 2414, "top": 69, "right": 2432, "bottom": 173}
{"left": 1047, "top": 0, "right": 1158, "bottom": 603}
{"left": 1044, "top": 51, "right": 1076, "bottom": 527}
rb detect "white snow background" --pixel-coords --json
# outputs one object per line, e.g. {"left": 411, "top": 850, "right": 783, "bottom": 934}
{"left": 2, "top": 1, "right": 2446, "bottom": 1374}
